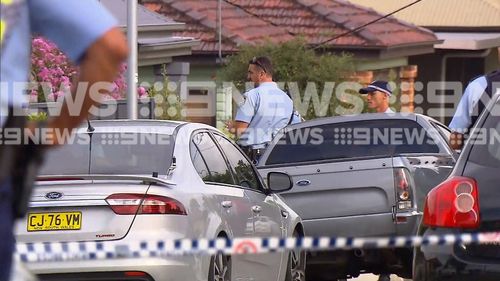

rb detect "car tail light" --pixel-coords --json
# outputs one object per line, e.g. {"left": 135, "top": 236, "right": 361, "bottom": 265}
{"left": 124, "top": 271, "right": 147, "bottom": 277}
{"left": 393, "top": 168, "right": 413, "bottom": 210}
{"left": 105, "top": 193, "right": 187, "bottom": 215}
{"left": 423, "top": 176, "right": 480, "bottom": 229}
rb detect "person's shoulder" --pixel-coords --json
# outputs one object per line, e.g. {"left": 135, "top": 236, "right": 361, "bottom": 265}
{"left": 244, "top": 88, "right": 260, "bottom": 98}
{"left": 463, "top": 75, "right": 487, "bottom": 94}
{"left": 468, "top": 75, "right": 488, "bottom": 87}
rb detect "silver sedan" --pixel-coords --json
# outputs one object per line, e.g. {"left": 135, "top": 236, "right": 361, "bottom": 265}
{"left": 15, "top": 120, "right": 305, "bottom": 281}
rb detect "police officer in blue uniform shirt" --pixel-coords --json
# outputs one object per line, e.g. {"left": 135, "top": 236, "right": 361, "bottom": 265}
{"left": 0, "top": 1, "right": 128, "bottom": 279}
{"left": 449, "top": 57, "right": 500, "bottom": 150}
{"left": 227, "top": 56, "right": 300, "bottom": 164}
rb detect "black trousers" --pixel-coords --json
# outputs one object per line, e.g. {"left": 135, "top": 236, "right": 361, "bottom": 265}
{"left": 0, "top": 178, "right": 14, "bottom": 281}
{"left": 0, "top": 110, "right": 42, "bottom": 281}
{"left": 240, "top": 145, "right": 266, "bottom": 164}
{"left": 0, "top": 111, "right": 23, "bottom": 281}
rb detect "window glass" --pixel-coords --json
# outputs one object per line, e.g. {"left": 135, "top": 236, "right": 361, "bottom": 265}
{"left": 213, "top": 134, "right": 260, "bottom": 190}
{"left": 190, "top": 132, "right": 234, "bottom": 185}
{"left": 190, "top": 139, "right": 211, "bottom": 180}
{"left": 40, "top": 132, "right": 174, "bottom": 175}
{"left": 468, "top": 102, "right": 500, "bottom": 167}
{"left": 432, "top": 122, "right": 451, "bottom": 144}
{"left": 266, "top": 119, "right": 440, "bottom": 165}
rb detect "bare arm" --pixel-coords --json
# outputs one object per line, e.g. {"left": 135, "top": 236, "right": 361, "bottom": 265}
{"left": 226, "top": 120, "right": 249, "bottom": 139}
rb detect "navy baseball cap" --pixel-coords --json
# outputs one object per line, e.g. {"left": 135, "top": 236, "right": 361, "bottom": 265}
{"left": 359, "top": 80, "right": 392, "bottom": 96}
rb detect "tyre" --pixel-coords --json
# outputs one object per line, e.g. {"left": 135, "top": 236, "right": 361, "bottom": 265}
{"left": 413, "top": 247, "right": 437, "bottom": 281}
{"left": 208, "top": 250, "right": 231, "bottom": 281}
{"left": 285, "top": 230, "right": 306, "bottom": 281}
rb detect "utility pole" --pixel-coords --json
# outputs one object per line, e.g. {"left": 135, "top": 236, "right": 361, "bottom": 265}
{"left": 217, "top": 0, "right": 222, "bottom": 63}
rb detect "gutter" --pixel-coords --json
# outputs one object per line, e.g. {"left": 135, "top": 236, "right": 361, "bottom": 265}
{"left": 118, "top": 23, "right": 186, "bottom": 33}
{"left": 319, "top": 39, "right": 443, "bottom": 51}
{"left": 438, "top": 48, "right": 491, "bottom": 123}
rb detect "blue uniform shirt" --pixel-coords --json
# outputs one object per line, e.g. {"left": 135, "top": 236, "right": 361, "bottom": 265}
{"left": 235, "top": 82, "right": 299, "bottom": 147}
{"left": 0, "top": 0, "right": 117, "bottom": 126}
{"left": 449, "top": 76, "right": 488, "bottom": 133}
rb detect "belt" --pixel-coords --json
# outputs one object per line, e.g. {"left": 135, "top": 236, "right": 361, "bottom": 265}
{"left": 242, "top": 142, "right": 269, "bottom": 150}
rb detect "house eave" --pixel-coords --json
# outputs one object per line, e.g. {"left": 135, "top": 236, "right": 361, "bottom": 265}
{"left": 138, "top": 40, "right": 200, "bottom": 66}
{"left": 318, "top": 40, "right": 441, "bottom": 59}
{"left": 434, "top": 32, "right": 500, "bottom": 50}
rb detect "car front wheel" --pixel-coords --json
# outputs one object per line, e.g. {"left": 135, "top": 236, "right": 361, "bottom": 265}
{"left": 285, "top": 230, "right": 306, "bottom": 281}
{"left": 209, "top": 251, "right": 231, "bottom": 281}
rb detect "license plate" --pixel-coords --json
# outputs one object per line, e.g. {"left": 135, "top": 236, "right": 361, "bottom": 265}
{"left": 27, "top": 212, "right": 82, "bottom": 232}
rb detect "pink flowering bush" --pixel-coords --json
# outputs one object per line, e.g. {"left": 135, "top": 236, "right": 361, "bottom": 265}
{"left": 30, "top": 37, "right": 147, "bottom": 102}
{"left": 31, "top": 37, "right": 77, "bottom": 102}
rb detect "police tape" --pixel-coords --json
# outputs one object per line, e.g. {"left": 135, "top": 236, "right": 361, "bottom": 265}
{"left": 15, "top": 232, "right": 500, "bottom": 263}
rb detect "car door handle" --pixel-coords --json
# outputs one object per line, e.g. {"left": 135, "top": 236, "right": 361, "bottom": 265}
{"left": 296, "top": 179, "right": 311, "bottom": 186}
{"left": 222, "top": 201, "right": 233, "bottom": 209}
{"left": 251, "top": 205, "right": 262, "bottom": 214}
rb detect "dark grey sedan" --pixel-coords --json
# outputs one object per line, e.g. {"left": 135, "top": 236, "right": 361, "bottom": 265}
{"left": 413, "top": 94, "right": 500, "bottom": 281}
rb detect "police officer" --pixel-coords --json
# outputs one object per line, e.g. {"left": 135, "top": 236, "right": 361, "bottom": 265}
{"left": 0, "top": 1, "right": 128, "bottom": 279}
{"left": 227, "top": 56, "right": 300, "bottom": 164}
{"left": 448, "top": 48, "right": 500, "bottom": 150}
{"left": 359, "top": 80, "right": 395, "bottom": 113}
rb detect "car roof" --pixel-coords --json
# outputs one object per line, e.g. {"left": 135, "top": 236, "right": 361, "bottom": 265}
{"left": 76, "top": 119, "right": 221, "bottom": 137}
{"left": 286, "top": 113, "right": 425, "bottom": 130}
{"left": 78, "top": 119, "right": 186, "bottom": 135}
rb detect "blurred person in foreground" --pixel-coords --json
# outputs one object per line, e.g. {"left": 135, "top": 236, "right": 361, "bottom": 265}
{"left": 0, "top": 0, "right": 128, "bottom": 279}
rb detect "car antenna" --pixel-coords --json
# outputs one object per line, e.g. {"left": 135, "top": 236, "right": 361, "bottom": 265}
{"left": 87, "top": 119, "right": 95, "bottom": 133}
{"left": 86, "top": 119, "right": 95, "bottom": 174}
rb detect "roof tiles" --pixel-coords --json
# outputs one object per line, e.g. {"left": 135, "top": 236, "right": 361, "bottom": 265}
{"left": 141, "top": 0, "right": 438, "bottom": 54}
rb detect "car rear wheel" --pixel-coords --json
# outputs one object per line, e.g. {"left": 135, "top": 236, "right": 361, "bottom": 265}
{"left": 413, "top": 248, "right": 437, "bottom": 281}
{"left": 285, "top": 230, "right": 306, "bottom": 281}
{"left": 209, "top": 251, "right": 231, "bottom": 281}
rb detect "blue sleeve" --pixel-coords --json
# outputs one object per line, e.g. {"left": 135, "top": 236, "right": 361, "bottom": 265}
{"left": 235, "top": 90, "right": 259, "bottom": 123}
{"left": 291, "top": 111, "right": 302, "bottom": 124}
{"left": 449, "top": 76, "right": 487, "bottom": 132}
{"left": 28, "top": 0, "right": 117, "bottom": 63}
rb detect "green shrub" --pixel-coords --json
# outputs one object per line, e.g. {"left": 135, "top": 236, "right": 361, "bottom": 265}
{"left": 218, "top": 38, "right": 356, "bottom": 119}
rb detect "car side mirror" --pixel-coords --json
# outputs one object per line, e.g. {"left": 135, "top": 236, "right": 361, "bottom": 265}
{"left": 267, "top": 172, "right": 293, "bottom": 193}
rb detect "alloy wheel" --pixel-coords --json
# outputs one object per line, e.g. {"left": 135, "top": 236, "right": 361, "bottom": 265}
{"left": 211, "top": 251, "right": 231, "bottom": 281}
{"left": 286, "top": 231, "right": 306, "bottom": 281}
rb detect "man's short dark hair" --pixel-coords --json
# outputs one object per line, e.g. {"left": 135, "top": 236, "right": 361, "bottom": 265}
{"left": 249, "top": 56, "right": 273, "bottom": 76}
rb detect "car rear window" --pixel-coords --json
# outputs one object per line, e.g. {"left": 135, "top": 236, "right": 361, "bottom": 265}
{"left": 265, "top": 119, "right": 441, "bottom": 165}
{"left": 468, "top": 105, "right": 500, "bottom": 167}
{"left": 40, "top": 132, "right": 174, "bottom": 175}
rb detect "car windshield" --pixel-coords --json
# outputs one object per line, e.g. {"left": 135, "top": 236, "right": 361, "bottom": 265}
{"left": 39, "top": 132, "right": 174, "bottom": 175}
